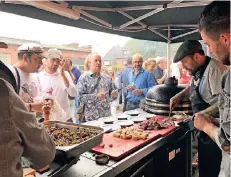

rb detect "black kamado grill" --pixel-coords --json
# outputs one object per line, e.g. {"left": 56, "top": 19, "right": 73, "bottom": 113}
{"left": 145, "top": 77, "right": 192, "bottom": 116}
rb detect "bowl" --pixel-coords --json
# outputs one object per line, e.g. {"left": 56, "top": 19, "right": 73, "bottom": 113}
{"left": 118, "top": 121, "right": 134, "bottom": 128}
{"left": 141, "top": 113, "right": 156, "bottom": 119}
{"left": 95, "top": 154, "right": 110, "bottom": 165}
{"left": 126, "top": 110, "right": 140, "bottom": 116}
{"left": 132, "top": 117, "right": 147, "bottom": 123}
{"left": 100, "top": 117, "right": 117, "bottom": 124}
{"left": 116, "top": 114, "right": 130, "bottom": 120}
{"left": 101, "top": 124, "right": 121, "bottom": 132}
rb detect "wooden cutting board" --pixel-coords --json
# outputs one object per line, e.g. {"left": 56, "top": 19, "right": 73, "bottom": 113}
{"left": 92, "top": 129, "right": 161, "bottom": 161}
{"left": 92, "top": 116, "right": 177, "bottom": 160}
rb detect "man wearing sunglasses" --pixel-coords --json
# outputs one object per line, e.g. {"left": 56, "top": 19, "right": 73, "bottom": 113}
{"left": 9, "top": 43, "right": 45, "bottom": 113}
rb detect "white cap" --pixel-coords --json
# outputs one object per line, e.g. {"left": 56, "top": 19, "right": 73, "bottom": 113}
{"left": 46, "top": 48, "right": 62, "bottom": 60}
{"left": 17, "top": 43, "right": 43, "bottom": 53}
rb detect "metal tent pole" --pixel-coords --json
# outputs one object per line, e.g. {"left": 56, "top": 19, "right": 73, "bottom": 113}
{"left": 167, "top": 25, "right": 171, "bottom": 76}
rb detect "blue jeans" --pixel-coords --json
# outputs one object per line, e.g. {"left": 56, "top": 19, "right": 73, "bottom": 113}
{"left": 126, "top": 100, "right": 140, "bottom": 111}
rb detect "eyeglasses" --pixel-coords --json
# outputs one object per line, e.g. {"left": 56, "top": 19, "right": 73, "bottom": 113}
{"left": 133, "top": 61, "right": 142, "bottom": 64}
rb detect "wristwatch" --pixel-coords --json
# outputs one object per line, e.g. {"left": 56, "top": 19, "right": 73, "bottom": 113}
{"left": 29, "top": 103, "right": 32, "bottom": 112}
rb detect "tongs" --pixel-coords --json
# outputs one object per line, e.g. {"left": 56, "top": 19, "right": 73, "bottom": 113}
{"left": 78, "top": 114, "right": 84, "bottom": 141}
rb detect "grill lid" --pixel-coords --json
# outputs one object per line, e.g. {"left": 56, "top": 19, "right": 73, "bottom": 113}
{"left": 146, "top": 77, "right": 186, "bottom": 104}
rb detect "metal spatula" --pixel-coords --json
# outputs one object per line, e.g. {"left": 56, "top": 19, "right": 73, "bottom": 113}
{"left": 168, "top": 109, "right": 172, "bottom": 119}
{"left": 78, "top": 115, "right": 83, "bottom": 141}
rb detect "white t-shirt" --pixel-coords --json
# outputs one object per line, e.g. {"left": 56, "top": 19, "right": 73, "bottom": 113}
{"left": 8, "top": 65, "right": 41, "bottom": 103}
{"left": 37, "top": 70, "right": 77, "bottom": 121}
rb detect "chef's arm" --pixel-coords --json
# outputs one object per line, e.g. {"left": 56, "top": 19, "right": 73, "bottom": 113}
{"left": 203, "top": 123, "right": 219, "bottom": 142}
{"left": 200, "top": 103, "right": 220, "bottom": 118}
{"left": 203, "top": 121, "right": 230, "bottom": 154}
{"left": 7, "top": 82, "right": 55, "bottom": 169}
{"left": 169, "top": 85, "right": 190, "bottom": 111}
{"left": 172, "top": 85, "right": 190, "bottom": 102}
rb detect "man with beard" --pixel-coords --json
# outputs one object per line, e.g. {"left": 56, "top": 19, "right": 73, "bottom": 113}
{"left": 9, "top": 43, "right": 46, "bottom": 112}
{"left": 195, "top": 1, "right": 230, "bottom": 177}
{"left": 37, "top": 48, "right": 77, "bottom": 121}
{"left": 0, "top": 42, "right": 55, "bottom": 177}
{"left": 126, "top": 54, "right": 156, "bottom": 111}
{"left": 170, "top": 40, "right": 227, "bottom": 177}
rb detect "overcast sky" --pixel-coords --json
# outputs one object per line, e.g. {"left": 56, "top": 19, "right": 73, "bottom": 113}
{"left": 0, "top": 11, "right": 130, "bottom": 56}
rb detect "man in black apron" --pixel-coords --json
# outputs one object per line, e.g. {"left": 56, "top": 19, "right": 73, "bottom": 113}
{"left": 170, "top": 40, "right": 227, "bottom": 177}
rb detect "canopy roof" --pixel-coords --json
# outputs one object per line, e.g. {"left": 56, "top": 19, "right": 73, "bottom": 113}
{"left": 0, "top": 1, "right": 212, "bottom": 43}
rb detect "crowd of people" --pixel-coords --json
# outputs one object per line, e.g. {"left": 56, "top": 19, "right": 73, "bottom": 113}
{"left": 0, "top": 1, "right": 229, "bottom": 177}
{"left": 6, "top": 42, "right": 187, "bottom": 123}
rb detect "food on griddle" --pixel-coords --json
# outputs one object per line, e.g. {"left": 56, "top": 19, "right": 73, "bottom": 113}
{"left": 113, "top": 127, "right": 149, "bottom": 140}
{"left": 172, "top": 112, "right": 189, "bottom": 120}
{"left": 139, "top": 118, "right": 174, "bottom": 130}
{"left": 47, "top": 126, "right": 101, "bottom": 146}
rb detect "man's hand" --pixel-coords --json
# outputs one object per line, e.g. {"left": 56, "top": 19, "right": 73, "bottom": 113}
{"left": 111, "top": 90, "right": 118, "bottom": 98}
{"left": 32, "top": 102, "right": 43, "bottom": 112}
{"left": 169, "top": 96, "right": 181, "bottom": 111}
{"left": 127, "top": 85, "right": 134, "bottom": 91}
{"left": 60, "top": 59, "right": 68, "bottom": 75}
{"left": 194, "top": 113, "right": 213, "bottom": 131}
{"left": 163, "top": 72, "right": 168, "bottom": 79}
{"left": 132, "top": 89, "right": 143, "bottom": 96}
{"left": 97, "top": 91, "right": 105, "bottom": 101}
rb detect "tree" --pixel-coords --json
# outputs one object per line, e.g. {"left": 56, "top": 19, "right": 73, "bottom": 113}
{"left": 123, "top": 39, "right": 182, "bottom": 60}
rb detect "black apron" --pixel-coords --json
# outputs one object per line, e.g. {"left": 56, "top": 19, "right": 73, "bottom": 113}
{"left": 189, "top": 57, "right": 222, "bottom": 177}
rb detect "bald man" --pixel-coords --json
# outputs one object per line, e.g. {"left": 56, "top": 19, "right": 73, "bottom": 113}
{"left": 126, "top": 54, "right": 157, "bottom": 111}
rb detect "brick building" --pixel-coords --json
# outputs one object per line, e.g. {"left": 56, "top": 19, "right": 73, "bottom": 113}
{"left": 0, "top": 36, "right": 92, "bottom": 71}
{"left": 103, "top": 45, "right": 130, "bottom": 71}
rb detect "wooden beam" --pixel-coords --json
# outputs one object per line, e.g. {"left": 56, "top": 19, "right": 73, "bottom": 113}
{"left": 72, "top": 6, "right": 112, "bottom": 28}
{"left": 19, "top": 1, "right": 80, "bottom": 20}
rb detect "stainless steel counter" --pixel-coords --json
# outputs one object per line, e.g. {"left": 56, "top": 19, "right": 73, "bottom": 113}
{"left": 37, "top": 109, "right": 191, "bottom": 177}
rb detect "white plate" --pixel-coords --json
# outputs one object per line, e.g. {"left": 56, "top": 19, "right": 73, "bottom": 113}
{"left": 126, "top": 110, "right": 140, "bottom": 116}
{"left": 116, "top": 114, "right": 130, "bottom": 120}
{"left": 132, "top": 117, "right": 147, "bottom": 123}
{"left": 100, "top": 117, "right": 117, "bottom": 124}
{"left": 141, "top": 113, "right": 156, "bottom": 119}
{"left": 118, "top": 120, "right": 134, "bottom": 127}
{"left": 101, "top": 124, "right": 121, "bottom": 132}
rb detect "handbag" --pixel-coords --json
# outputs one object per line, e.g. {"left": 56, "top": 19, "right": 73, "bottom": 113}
{"left": 77, "top": 76, "right": 101, "bottom": 122}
